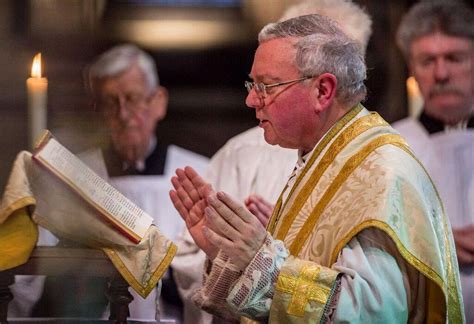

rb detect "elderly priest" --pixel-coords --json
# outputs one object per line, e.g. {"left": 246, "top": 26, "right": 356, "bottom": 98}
{"left": 170, "top": 14, "right": 464, "bottom": 323}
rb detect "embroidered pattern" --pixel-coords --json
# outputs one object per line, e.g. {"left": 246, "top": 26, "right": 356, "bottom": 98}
{"left": 276, "top": 264, "right": 330, "bottom": 317}
{"left": 227, "top": 234, "right": 289, "bottom": 320}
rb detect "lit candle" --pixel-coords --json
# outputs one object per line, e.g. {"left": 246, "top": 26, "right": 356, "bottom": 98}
{"left": 406, "top": 76, "right": 424, "bottom": 118}
{"left": 26, "top": 53, "right": 48, "bottom": 149}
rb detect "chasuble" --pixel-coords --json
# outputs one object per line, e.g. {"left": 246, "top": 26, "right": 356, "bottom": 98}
{"left": 193, "top": 105, "right": 464, "bottom": 323}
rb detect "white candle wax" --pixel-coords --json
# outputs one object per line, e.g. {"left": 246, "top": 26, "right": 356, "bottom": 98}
{"left": 27, "top": 53, "right": 48, "bottom": 149}
{"left": 406, "top": 76, "right": 424, "bottom": 118}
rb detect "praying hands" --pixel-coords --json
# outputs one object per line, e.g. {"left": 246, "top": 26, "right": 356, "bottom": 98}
{"left": 245, "top": 194, "right": 274, "bottom": 227}
{"left": 169, "top": 166, "right": 267, "bottom": 270}
{"left": 452, "top": 224, "right": 474, "bottom": 265}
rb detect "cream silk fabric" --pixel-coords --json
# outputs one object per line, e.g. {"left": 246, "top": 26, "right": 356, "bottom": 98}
{"left": 0, "top": 151, "right": 176, "bottom": 298}
{"left": 393, "top": 118, "right": 474, "bottom": 323}
{"left": 266, "top": 106, "right": 463, "bottom": 322}
{"left": 188, "top": 106, "right": 463, "bottom": 323}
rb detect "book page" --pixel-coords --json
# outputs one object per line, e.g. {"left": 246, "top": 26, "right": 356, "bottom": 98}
{"left": 35, "top": 137, "right": 153, "bottom": 241}
{"left": 109, "top": 175, "right": 186, "bottom": 241}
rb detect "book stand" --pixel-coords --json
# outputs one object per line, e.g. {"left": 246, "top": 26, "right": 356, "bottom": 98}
{"left": 0, "top": 247, "right": 133, "bottom": 324}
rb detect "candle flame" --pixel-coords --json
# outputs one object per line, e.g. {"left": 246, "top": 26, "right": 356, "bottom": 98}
{"left": 31, "top": 53, "right": 43, "bottom": 78}
{"left": 406, "top": 76, "right": 421, "bottom": 96}
{"left": 406, "top": 76, "right": 423, "bottom": 118}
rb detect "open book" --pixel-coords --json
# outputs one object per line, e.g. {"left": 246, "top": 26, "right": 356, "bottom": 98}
{"left": 32, "top": 130, "right": 153, "bottom": 244}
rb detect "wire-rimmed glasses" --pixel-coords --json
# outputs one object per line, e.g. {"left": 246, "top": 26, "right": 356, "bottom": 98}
{"left": 244, "top": 76, "right": 313, "bottom": 99}
{"left": 97, "top": 91, "right": 155, "bottom": 117}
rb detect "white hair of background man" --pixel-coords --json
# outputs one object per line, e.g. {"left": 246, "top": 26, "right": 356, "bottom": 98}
{"left": 86, "top": 44, "right": 159, "bottom": 96}
{"left": 279, "top": 0, "right": 372, "bottom": 55}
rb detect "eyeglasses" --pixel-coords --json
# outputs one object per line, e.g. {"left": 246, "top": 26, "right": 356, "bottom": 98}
{"left": 244, "top": 76, "right": 313, "bottom": 99}
{"left": 97, "top": 91, "right": 154, "bottom": 116}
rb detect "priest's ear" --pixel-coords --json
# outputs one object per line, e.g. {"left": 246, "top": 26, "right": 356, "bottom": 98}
{"left": 150, "top": 86, "right": 168, "bottom": 122}
{"left": 310, "top": 73, "right": 337, "bottom": 113}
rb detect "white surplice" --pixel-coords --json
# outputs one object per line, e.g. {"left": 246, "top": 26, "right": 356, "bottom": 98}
{"left": 108, "top": 145, "right": 209, "bottom": 322}
{"left": 206, "top": 126, "right": 297, "bottom": 202}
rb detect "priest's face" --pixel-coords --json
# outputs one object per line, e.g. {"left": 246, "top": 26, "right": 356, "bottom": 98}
{"left": 410, "top": 32, "right": 473, "bottom": 124}
{"left": 245, "top": 37, "right": 319, "bottom": 152}
{"left": 95, "top": 64, "right": 167, "bottom": 164}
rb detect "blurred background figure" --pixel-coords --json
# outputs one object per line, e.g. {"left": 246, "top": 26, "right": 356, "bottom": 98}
{"left": 86, "top": 43, "right": 208, "bottom": 179}
{"left": 87, "top": 43, "right": 208, "bottom": 322}
{"left": 393, "top": 1, "right": 473, "bottom": 322}
{"left": 31, "top": 44, "right": 209, "bottom": 322}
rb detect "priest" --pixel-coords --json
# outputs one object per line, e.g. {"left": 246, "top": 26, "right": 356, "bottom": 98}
{"left": 170, "top": 14, "right": 464, "bottom": 323}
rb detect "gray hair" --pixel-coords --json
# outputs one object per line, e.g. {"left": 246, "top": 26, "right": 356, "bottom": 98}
{"left": 396, "top": 1, "right": 474, "bottom": 59}
{"left": 279, "top": 0, "right": 372, "bottom": 55}
{"left": 86, "top": 44, "right": 159, "bottom": 96}
{"left": 259, "top": 14, "right": 367, "bottom": 105}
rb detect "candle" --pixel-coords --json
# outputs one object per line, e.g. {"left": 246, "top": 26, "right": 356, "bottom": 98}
{"left": 406, "top": 76, "right": 424, "bottom": 118}
{"left": 26, "top": 53, "right": 48, "bottom": 149}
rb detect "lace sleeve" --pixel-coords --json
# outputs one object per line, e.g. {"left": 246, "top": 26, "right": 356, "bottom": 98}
{"left": 192, "top": 251, "right": 242, "bottom": 322}
{"left": 226, "top": 233, "right": 289, "bottom": 321}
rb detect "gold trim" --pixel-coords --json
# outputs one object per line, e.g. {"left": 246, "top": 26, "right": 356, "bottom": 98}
{"left": 267, "top": 104, "right": 363, "bottom": 234}
{"left": 275, "top": 113, "right": 388, "bottom": 241}
{"left": 33, "top": 129, "right": 53, "bottom": 152}
{"left": 272, "top": 126, "right": 462, "bottom": 321}
{"left": 0, "top": 197, "right": 36, "bottom": 224}
{"left": 387, "top": 143, "right": 463, "bottom": 322}
{"left": 290, "top": 134, "right": 405, "bottom": 255}
{"left": 330, "top": 219, "right": 461, "bottom": 323}
{"left": 268, "top": 195, "right": 283, "bottom": 233}
{"left": 332, "top": 219, "right": 443, "bottom": 287}
{"left": 0, "top": 207, "right": 38, "bottom": 270}
{"left": 275, "top": 264, "right": 334, "bottom": 317}
{"left": 103, "top": 242, "right": 177, "bottom": 298}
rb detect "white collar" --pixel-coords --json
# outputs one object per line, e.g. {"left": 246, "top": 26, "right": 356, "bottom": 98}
{"left": 444, "top": 119, "right": 469, "bottom": 132}
{"left": 122, "top": 136, "right": 157, "bottom": 172}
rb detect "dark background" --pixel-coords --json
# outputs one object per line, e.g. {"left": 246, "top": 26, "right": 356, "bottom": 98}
{"left": 1, "top": 0, "right": 468, "bottom": 190}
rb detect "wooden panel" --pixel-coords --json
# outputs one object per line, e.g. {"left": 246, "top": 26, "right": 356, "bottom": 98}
{"left": 2, "top": 247, "right": 120, "bottom": 277}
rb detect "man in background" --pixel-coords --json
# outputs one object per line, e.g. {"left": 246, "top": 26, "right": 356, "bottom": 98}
{"left": 89, "top": 43, "right": 209, "bottom": 321}
{"left": 85, "top": 44, "right": 208, "bottom": 180}
{"left": 393, "top": 1, "right": 473, "bottom": 322}
{"left": 33, "top": 44, "right": 208, "bottom": 322}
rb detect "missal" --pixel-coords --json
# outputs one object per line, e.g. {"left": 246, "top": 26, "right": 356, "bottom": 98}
{"left": 32, "top": 130, "right": 153, "bottom": 244}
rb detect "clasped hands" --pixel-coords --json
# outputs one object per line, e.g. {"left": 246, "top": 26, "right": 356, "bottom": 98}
{"left": 453, "top": 224, "right": 474, "bottom": 265}
{"left": 169, "top": 166, "right": 268, "bottom": 270}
